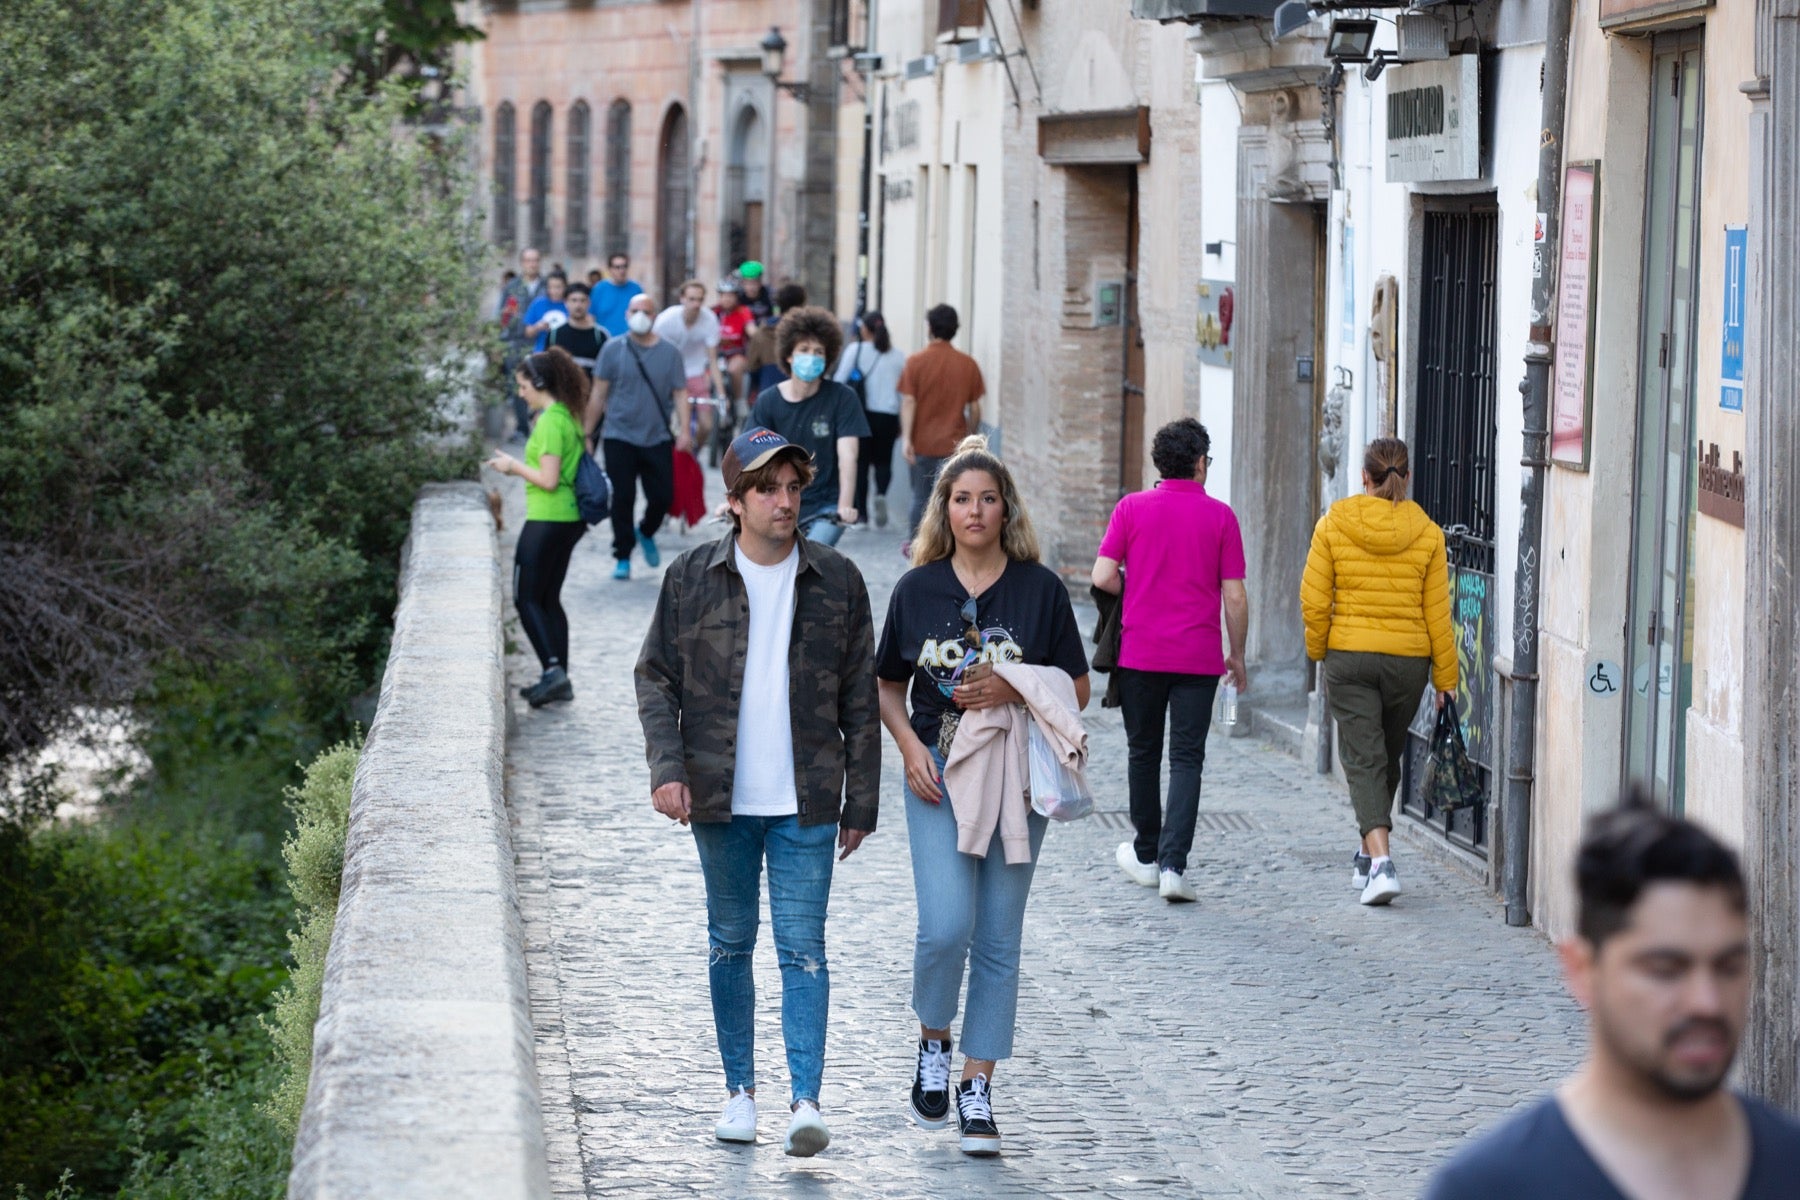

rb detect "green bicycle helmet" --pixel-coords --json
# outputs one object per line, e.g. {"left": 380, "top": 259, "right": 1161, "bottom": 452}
{"left": 738, "top": 260, "right": 764, "bottom": 280}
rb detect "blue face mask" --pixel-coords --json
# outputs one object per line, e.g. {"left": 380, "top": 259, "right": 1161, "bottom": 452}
{"left": 792, "top": 353, "right": 826, "bottom": 382}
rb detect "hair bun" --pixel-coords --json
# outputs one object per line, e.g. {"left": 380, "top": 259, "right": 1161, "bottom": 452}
{"left": 954, "top": 433, "right": 990, "bottom": 456}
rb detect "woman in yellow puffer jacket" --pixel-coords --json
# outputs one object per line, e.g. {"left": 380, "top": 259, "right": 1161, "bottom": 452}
{"left": 1299, "top": 438, "right": 1457, "bottom": 906}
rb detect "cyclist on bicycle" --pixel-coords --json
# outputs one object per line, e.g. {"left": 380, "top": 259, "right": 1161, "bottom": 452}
{"left": 714, "top": 278, "right": 755, "bottom": 418}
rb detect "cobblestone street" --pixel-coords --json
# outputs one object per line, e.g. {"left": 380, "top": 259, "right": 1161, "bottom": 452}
{"left": 499, "top": 462, "right": 1585, "bottom": 1198}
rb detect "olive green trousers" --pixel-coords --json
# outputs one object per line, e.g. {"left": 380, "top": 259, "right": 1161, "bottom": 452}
{"left": 1324, "top": 650, "right": 1432, "bottom": 837}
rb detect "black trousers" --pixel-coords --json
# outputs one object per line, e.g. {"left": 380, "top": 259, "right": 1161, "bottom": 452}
{"left": 854, "top": 410, "right": 901, "bottom": 517}
{"left": 513, "top": 519, "right": 585, "bottom": 671}
{"left": 1117, "top": 667, "right": 1222, "bottom": 873}
{"left": 602, "top": 437, "right": 675, "bottom": 561}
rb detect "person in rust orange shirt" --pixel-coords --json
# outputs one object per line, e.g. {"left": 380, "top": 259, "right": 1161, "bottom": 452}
{"left": 897, "top": 304, "right": 985, "bottom": 551}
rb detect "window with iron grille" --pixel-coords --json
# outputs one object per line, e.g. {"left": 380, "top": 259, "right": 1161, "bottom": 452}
{"left": 829, "top": 0, "right": 852, "bottom": 48}
{"left": 528, "top": 101, "right": 552, "bottom": 253}
{"left": 492, "top": 102, "right": 516, "bottom": 247}
{"left": 604, "top": 100, "right": 631, "bottom": 259}
{"left": 1413, "top": 207, "right": 1499, "bottom": 573}
{"left": 657, "top": 104, "right": 691, "bottom": 304}
{"left": 566, "top": 101, "right": 590, "bottom": 258}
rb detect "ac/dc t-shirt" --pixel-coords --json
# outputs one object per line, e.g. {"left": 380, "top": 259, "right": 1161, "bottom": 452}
{"left": 875, "top": 557, "right": 1089, "bottom": 749}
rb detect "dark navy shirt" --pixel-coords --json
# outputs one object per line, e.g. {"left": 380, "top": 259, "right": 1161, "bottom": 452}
{"left": 1426, "top": 1093, "right": 1800, "bottom": 1199}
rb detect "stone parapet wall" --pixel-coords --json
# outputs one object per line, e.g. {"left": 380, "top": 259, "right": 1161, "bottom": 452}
{"left": 289, "top": 482, "right": 549, "bottom": 1200}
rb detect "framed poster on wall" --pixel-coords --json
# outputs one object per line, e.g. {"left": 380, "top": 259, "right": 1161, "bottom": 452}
{"left": 1551, "top": 162, "right": 1599, "bottom": 469}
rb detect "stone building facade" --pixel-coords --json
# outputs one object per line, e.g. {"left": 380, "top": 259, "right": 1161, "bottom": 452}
{"left": 852, "top": 1, "right": 1206, "bottom": 579}
{"left": 463, "top": 0, "right": 847, "bottom": 309}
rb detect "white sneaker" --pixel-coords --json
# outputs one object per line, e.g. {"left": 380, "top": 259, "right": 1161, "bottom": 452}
{"left": 1116, "top": 842, "right": 1159, "bottom": 887}
{"left": 1352, "top": 852, "right": 1372, "bottom": 890}
{"left": 1360, "top": 860, "right": 1403, "bottom": 906}
{"left": 715, "top": 1090, "right": 756, "bottom": 1143}
{"left": 1159, "top": 868, "right": 1197, "bottom": 903}
{"left": 783, "top": 1100, "right": 831, "bottom": 1157}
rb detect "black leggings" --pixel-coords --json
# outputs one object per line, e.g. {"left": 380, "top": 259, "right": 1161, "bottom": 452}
{"left": 855, "top": 410, "right": 901, "bottom": 516}
{"left": 514, "top": 519, "right": 585, "bottom": 671}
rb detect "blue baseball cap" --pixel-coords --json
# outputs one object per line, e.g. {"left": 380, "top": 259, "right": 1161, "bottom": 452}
{"left": 721, "top": 426, "right": 811, "bottom": 491}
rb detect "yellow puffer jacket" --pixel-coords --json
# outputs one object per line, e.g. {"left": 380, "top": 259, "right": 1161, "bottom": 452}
{"left": 1299, "top": 495, "right": 1457, "bottom": 692}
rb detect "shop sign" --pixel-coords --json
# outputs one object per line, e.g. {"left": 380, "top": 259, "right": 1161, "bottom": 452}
{"left": 1552, "top": 163, "right": 1599, "bottom": 468}
{"left": 1384, "top": 57, "right": 1480, "bottom": 184}
{"left": 1195, "top": 279, "right": 1234, "bottom": 369}
{"left": 1697, "top": 440, "right": 1746, "bottom": 528}
{"left": 1722, "top": 225, "right": 1746, "bottom": 411}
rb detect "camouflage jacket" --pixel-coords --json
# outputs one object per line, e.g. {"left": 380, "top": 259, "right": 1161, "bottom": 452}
{"left": 634, "top": 533, "right": 881, "bottom": 830}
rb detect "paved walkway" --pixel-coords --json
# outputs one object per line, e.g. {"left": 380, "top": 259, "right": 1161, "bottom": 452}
{"left": 497, "top": 457, "right": 1583, "bottom": 1198}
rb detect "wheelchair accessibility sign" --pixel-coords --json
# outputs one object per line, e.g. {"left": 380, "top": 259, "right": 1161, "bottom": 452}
{"left": 1588, "top": 660, "right": 1623, "bottom": 698}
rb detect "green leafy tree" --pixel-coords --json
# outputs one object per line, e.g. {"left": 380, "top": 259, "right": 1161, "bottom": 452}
{"left": 0, "top": 0, "right": 484, "bottom": 794}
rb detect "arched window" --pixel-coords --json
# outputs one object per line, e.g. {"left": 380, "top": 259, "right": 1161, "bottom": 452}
{"left": 657, "top": 104, "right": 691, "bottom": 303}
{"left": 492, "top": 102, "right": 516, "bottom": 247}
{"left": 566, "top": 101, "right": 591, "bottom": 258}
{"left": 604, "top": 100, "right": 631, "bottom": 259}
{"left": 528, "top": 100, "right": 552, "bottom": 252}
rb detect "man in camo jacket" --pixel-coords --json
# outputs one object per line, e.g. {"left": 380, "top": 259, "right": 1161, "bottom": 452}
{"left": 635, "top": 426, "right": 880, "bottom": 1158}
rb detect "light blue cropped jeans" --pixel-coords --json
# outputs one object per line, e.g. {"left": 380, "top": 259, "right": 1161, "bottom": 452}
{"left": 905, "top": 747, "right": 1048, "bottom": 1061}
{"left": 691, "top": 815, "right": 837, "bottom": 1104}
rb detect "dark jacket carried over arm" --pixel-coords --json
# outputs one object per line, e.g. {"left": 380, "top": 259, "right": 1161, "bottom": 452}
{"left": 634, "top": 533, "right": 881, "bottom": 831}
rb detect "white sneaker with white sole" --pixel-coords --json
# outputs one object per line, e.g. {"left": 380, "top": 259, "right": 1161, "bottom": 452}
{"left": 783, "top": 1100, "right": 830, "bottom": 1157}
{"left": 1360, "top": 860, "right": 1403, "bottom": 906}
{"left": 715, "top": 1090, "right": 756, "bottom": 1143}
{"left": 1159, "top": 868, "right": 1197, "bottom": 903}
{"left": 1116, "top": 841, "right": 1159, "bottom": 887}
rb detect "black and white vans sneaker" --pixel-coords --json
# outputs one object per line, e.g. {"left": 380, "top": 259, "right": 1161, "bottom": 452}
{"left": 1352, "top": 852, "right": 1372, "bottom": 890}
{"left": 909, "top": 1037, "right": 953, "bottom": 1128}
{"left": 955, "top": 1074, "right": 1001, "bottom": 1156}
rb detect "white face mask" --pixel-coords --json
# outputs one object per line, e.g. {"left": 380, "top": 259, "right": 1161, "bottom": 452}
{"left": 627, "top": 311, "right": 653, "bottom": 335}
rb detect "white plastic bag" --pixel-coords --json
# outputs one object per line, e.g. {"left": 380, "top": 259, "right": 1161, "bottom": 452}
{"left": 1026, "top": 716, "right": 1094, "bottom": 822}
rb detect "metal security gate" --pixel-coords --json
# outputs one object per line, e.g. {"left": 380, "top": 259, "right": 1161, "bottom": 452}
{"left": 1401, "top": 206, "right": 1500, "bottom": 855}
{"left": 1413, "top": 206, "right": 1499, "bottom": 571}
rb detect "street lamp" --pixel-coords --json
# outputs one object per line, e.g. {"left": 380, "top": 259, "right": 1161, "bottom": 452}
{"left": 760, "top": 26, "right": 812, "bottom": 102}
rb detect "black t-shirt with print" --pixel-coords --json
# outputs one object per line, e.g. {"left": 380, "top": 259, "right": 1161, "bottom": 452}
{"left": 875, "top": 557, "right": 1089, "bottom": 748}
{"left": 750, "top": 380, "right": 871, "bottom": 519}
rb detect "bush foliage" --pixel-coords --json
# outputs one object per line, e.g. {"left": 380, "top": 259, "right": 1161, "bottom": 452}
{"left": 0, "top": 0, "right": 483, "bottom": 774}
{"left": 266, "top": 740, "right": 360, "bottom": 1137}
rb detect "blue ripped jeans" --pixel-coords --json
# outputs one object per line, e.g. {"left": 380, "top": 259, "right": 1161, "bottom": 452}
{"left": 691, "top": 815, "right": 837, "bottom": 1104}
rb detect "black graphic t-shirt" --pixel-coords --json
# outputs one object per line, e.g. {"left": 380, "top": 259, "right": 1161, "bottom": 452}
{"left": 750, "top": 380, "right": 871, "bottom": 520}
{"left": 876, "top": 557, "right": 1089, "bottom": 748}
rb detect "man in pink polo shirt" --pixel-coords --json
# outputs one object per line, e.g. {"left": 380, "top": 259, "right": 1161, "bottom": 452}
{"left": 1091, "top": 418, "right": 1249, "bottom": 903}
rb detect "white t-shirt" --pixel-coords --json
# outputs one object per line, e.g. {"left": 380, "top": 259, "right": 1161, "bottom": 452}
{"left": 832, "top": 341, "right": 906, "bottom": 415}
{"left": 653, "top": 305, "right": 722, "bottom": 379}
{"left": 730, "top": 541, "right": 800, "bottom": 817}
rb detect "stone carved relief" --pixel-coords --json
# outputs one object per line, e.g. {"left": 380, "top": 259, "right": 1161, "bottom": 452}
{"left": 1320, "top": 368, "right": 1349, "bottom": 482}
{"left": 1266, "top": 90, "right": 1309, "bottom": 202}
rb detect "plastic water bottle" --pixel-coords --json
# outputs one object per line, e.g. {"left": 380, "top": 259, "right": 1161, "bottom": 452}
{"left": 1220, "top": 682, "right": 1239, "bottom": 727}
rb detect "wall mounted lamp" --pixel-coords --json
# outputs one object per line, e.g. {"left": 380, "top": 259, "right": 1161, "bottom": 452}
{"left": 761, "top": 27, "right": 813, "bottom": 102}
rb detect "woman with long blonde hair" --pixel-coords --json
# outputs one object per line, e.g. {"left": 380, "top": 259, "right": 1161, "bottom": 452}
{"left": 874, "top": 435, "right": 1090, "bottom": 1155}
{"left": 1300, "top": 437, "right": 1457, "bottom": 905}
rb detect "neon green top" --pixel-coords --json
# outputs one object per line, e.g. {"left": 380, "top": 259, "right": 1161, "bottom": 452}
{"left": 524, "top": 402, "right": 583, "bottom": 522}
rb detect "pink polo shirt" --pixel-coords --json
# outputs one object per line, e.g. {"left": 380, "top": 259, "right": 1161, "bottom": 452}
{"left": 1096, "top": 479, "right": 1246, "bottom": 675}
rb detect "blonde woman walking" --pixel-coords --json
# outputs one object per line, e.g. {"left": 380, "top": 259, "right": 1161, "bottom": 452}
{"left": 1299, "top": 438, "right": 1456, "bottom": 906}
{"left": 875, "top": 435, "right": 1089, "bottom": 1155}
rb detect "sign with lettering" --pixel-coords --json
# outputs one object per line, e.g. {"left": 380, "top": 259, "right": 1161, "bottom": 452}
{"left": 1722, "top": 225, "right": 1746, "bottom": 412}
{"left": 1385, "top": 57, "right": 1480, "bottom": 184}
{"left": 1552, "top": 163, "right": 1599, "bottom": 468}
{"left": 1697, "top": 440, "right": 1746, "bottom": 528}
